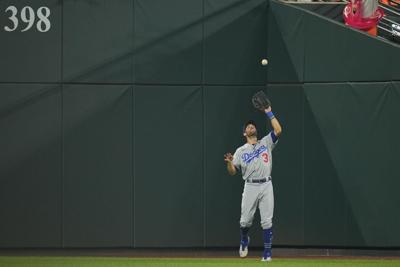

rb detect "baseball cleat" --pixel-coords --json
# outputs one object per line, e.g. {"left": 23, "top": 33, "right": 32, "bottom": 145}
{"left": 261, "top": 256, "right": 272, "bottom": 262}
{"left": 239, "top": 236, "right": 250, "bottom": 258}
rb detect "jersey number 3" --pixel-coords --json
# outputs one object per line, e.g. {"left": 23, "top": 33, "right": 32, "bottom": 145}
{"left": 262, "top": 153, "right": 269, "bottom": 163}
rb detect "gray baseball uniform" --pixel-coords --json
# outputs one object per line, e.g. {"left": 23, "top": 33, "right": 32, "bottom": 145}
{"left": 232, "top": 131, "right": 278, "bottom": 230}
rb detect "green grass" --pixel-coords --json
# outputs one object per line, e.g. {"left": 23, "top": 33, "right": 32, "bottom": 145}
{"left": 1, "top": 257, "right": 400, "bottom": 267}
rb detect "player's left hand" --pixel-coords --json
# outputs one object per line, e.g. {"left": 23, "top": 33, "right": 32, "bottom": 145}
{"left": 264, "top": 106, "right": 272, "bottom": 113}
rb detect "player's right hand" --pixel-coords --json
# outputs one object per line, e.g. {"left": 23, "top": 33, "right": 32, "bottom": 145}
{"left": 224, "top": 153, "right": 233, "bottom": 162}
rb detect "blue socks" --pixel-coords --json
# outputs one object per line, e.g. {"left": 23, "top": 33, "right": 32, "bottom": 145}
{"left": 240, "top": 227, "right": 249, "bottom": 246}
{"left": 240, "top": 227, "right": 272, "bottom": 257}
{"left": 263, "top": 228, "right": 273, "bottom": 258}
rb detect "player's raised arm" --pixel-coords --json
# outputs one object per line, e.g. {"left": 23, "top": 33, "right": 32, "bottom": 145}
{"left": 224, "top": 153, "right": 237, "bottom": 176}
{"left": 265, "top": 106, "right": 282, "bottom": 137}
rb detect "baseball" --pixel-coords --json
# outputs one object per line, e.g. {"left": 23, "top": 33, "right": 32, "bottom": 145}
{"left": 261, "top": 59, "right": 268, "bottom": 66}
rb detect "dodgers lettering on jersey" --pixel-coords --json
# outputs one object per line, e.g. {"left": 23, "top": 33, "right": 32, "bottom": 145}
{"left": 242, "top": 145, "right": 267, "bottom": 164}
{"left": 232, "top": 132, "right": 278, "bottom": 181}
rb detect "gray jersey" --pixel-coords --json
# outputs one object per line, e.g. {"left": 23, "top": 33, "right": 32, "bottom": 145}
{"left": 232, "top": 132, "right": 277, "bottom": 181}
{"left": 361, "top": 0, "right": 378, "bottom": 18}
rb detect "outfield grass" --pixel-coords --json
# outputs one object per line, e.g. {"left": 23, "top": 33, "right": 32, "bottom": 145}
{"left": 1, "top": 257, "right": 400, "bottom": 267}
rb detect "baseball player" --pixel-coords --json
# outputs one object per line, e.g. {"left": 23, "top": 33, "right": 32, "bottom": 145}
{"left": 224, "top": 106, "right": 282, "bottom": 262}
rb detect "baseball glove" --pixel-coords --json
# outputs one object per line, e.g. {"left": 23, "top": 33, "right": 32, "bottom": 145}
{"left": 252, "top": 90, "right": 271, "bottom": 111}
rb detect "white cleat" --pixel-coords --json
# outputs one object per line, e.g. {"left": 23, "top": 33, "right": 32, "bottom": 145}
{"left": 261, "top": 257, "right": 272, "bottom": 262}
{"left": 239, "top": 237, "right": 250, "bottom": 258}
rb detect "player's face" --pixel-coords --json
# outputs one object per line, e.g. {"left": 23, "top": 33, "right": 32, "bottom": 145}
{"left": 244, "top": 124, "right": 257, "bottom": 137}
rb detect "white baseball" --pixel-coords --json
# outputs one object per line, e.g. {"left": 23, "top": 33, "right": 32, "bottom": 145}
{"left": 261, "top": 59, "right": 268, "bottom": 66}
